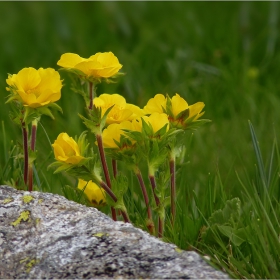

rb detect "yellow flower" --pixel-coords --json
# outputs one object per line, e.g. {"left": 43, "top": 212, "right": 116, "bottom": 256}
{"left": 144, "top": 93, "right": 205, "bottom": 129}
{"left": 78, "top": 179, "right": 106, "bottom": 207}
{"left": 134, "top": 112, "right": 169, "bottom": 135}
{"left": 102, "top": 121, "right": 137, "bottom": 149}
{"left": 93, "top": 93, "right": 134, "bottom": 125}
{"left": 52, "top": 133, "right": 85, "bottom": 164}
{"left": 6, "top": 67, "right": 62, "bottom": 108}
{"left": 57, "top": 52, "right": 122, "bottom": 79}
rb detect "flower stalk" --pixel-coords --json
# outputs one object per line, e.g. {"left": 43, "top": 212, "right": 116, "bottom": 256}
{"left": 96, "top": 133, "right": 117, "bottom": 221}
{"left": 134, "top": 166, "right": 155, "bottom": 235}
{"left": 169, "top": 152, "right": 176, "bottom": 226}
{"left": 21, "top": 121, "right": 29, "bottom": 186}
{"left": 88, "top": 82, "right": 94, "bottom": 110}
{"left": 112, "top": 159, "right": 118, "bottom": 178}
{"left": 148, "top": 172, "right": 163, "bottom": 238}
{"left": 28, "top": 119, "right": 38, "bottom": 192}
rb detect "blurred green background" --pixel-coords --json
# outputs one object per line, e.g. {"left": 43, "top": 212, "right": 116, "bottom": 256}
{"left": 1, "top": 1, "right": 280, "bottom": 197}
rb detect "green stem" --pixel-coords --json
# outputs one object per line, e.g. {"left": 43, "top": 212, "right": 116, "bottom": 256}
{"left": 169, "top": 155, "right": 176, "bottom": 226}
{"left": 96, "top": 133, "right": 117, "bottom": 221}
{"left": 21, "top": 121, "right": 28, "bottom": 187}
{"left": 148, "top": 173, "right": 164, "bottom": 238}
{"left": 134, "top": 166, "right": 155, "bottom": 235}
{"left": 88, "top": 82, "right": 94, "bottom": 110}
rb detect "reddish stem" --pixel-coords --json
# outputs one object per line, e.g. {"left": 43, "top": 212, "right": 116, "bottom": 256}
{"left": 170, "top": 158, "right": 176, "bottom": 226}
{"left": 96, "top": 134, "right": 117, "bottom": 221}
{"left": 135, "top": 168, "right": 154, "bottom": 235}
{"left": 149, "top": 175, "right": 160, "bottom": 206}
{"left": 22, "top": 122, "right": 28, "bottom": 187}
{"left": 149, "top": 174, "right": 163, "bottom": 238}
{"left": 112, "top": 159, "right": 118, "bottom": 178}
{"left": 28, "top": 122, "right": 37, "bottom": 192}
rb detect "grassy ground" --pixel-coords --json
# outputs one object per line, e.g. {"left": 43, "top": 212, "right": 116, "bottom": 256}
{"left": 1, "top": 2, "right": 280, "bottom": 278}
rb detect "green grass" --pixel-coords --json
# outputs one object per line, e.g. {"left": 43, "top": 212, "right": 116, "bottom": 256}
{"left": 1, "top": 2, "right": 280, "bottom": 278}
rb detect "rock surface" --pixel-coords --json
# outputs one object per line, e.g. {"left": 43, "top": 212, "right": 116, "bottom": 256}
{"left": 0, "top": 185, "right": 229, "bottom": 279}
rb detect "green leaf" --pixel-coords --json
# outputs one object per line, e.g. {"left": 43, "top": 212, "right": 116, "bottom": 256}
{"left": 217, "top": 225, "right": 246, "bottom": 246}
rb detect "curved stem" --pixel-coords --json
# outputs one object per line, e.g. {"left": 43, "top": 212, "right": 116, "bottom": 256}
{"left": 96, "top": 133, "right": 117, "bottom": 221}
{"left": 134, "top": 167, "right": 154, "bottom": 235}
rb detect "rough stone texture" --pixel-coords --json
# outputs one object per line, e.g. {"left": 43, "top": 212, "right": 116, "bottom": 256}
{"left": 0, "top": 185, "right": 229, "bottom": 279}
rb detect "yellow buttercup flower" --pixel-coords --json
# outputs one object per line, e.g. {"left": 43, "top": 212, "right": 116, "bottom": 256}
{"left": 6, "top": 67, "right": 62, "bottom": 108}
{"left": 144, "top": 93, "right": 205, "bottom": 129}
{"left": 78, "top": 179, "right": 106, "bottom": 207}
{"left": 57, "top": 52, "right": 122, "bottom": 79}
{"left": 93, "top": 93, "right": 134, "bottom": 125}
{"left": 102, "top": 121, "right": 137, "bottom": 149}
{"left": 52, "top": 133, "right": 85, "bottom": 164}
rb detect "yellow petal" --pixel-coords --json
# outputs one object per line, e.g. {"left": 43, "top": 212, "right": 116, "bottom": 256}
{"left": 189, "top": 102, "right": 205, "bottom": 119}
{"left": 57, "top": 53, "right": 85, "bottom": 68}
{"left": 142, "top": 113, "right": 169, "bottom": 134}
{"left": 16, "top": 68, "right": 41, "bottom": 92}
{"left": 75, "top": 60, "right": 102, "bottom": 76}
{"left": 171, "top": 94, "right": 189, "bottom": 117}
{"left": 78, "top": 179, "right": 106, "bottom": 206}
{"left": 144, "top": 94, "right": 166, "bottom": 114}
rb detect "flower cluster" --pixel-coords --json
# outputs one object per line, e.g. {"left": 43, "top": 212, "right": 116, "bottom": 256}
{"left": 6, "top": 50, "right": 209, "bottom": 238}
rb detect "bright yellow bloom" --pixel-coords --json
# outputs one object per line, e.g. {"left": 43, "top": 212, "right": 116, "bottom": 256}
{"left": 6, "top": 67, "right": 62, "bottom": 108}
{"left": 78, "top": 179, "right": 106, "bottom": 207}
{"left": 52, "top": 133, "right": 85, "bottom": 164}
{"left": 57, "top": 52, "right": 122, "bottom": 79}
{"left": 134, "top": 112, "right": 169, "bottom": 135}
{"left": 102, "top": 121, "right": 137, "bottom": 149}
{"left": 93, "top": 94, "right": 134, "bottom": 125}
{"left": 144, "top": 93, "right": 205, "bottom": 129}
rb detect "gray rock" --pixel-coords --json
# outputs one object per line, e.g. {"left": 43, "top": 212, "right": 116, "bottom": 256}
{"left": 0, "top": 185, "right": 229, "bottom": 279}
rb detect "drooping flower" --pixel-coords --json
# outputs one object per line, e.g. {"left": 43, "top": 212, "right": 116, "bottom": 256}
{"left": 52, "top": 133, "right": 85, "bottom": 164}
{"left": 6, "top": 67, "right": 62, "bottom": 108}
{"left": 78, "top": 179, "right": 106, "bottom": 207}
{"left": 57, "top": 52, "right": 122, "bottom": 80}
{"left": 93, "top": 94, "right": 143, "bottom": 125}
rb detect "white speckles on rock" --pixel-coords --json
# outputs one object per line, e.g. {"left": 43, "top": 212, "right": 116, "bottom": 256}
{"left": 0, "top": 185, "right": 229, "bottom": 279}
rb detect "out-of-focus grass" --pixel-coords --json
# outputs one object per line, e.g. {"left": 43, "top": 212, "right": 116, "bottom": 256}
{"left": 1, "top": 2, "right": 280, "bottom": 278}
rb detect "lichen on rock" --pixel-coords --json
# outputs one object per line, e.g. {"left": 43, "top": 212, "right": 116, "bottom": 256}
{"left": 11, "top": 210, "right": 30, "bottom": 226}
